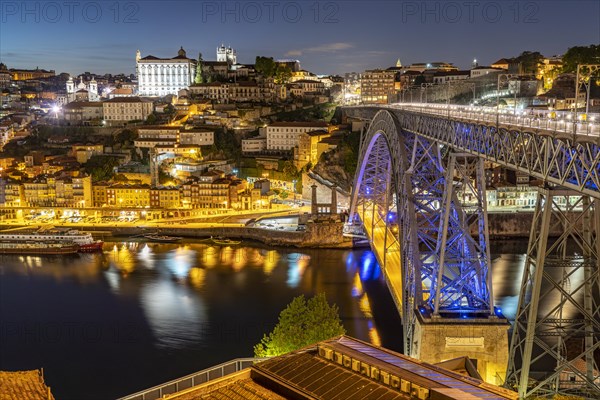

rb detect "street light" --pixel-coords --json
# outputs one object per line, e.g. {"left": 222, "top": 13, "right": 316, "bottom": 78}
{"left": 496, "top": 73, "right": 532, "bottom": 125}
{"left": 574, "top": 64, "right": 600, "bottom": 130}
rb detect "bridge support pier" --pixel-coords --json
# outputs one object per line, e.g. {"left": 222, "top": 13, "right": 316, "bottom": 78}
{"left": 505, "top": 189, "right": 600, "bottom": 399}
{"left": 411, "top": 312, "right": 510, "bottom": 385}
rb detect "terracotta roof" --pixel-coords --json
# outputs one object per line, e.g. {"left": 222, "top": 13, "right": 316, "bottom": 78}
{"left": 269, "top": 121, "right": 328, "bottom": 128}
{"left": 104, "top": 96, "right": 151, "bottom": 103}
{"left": 63, "top": 101, "right": 103, "bottom": 109}
{"left": 111, "top": 88, "right": 133, "bottom": 95}
{"left": 0, "top": 370, "right": 55, "bottom": 400}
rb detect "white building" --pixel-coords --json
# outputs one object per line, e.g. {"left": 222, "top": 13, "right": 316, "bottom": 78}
{"left": 136, "top": 47, "right": 196, "bottom": 97}
{"left": 66, "top": 76, "right": 99, "bottom": 103}
{"left": 102, "top": 97, "right": 153, "bottom": 125}
{"left": 432, "top": 71, "right": 470, "bottom": 84}
{"left": 242, "top": 137, "right": 267, "bottom": 154}
{"left": 470, "top": 66, "right": 503, "bottom": 78}
{"left": 179, "top": 130, "right": 214, "bottom": 146}
{"left": 266, "top": 122, "right": 329, "bottom": 151}
{"left": 0, "top": 120, "right": 14, "bottom": 148}
{"left": 216, "top": 45, "right": 237, "bottom": 65}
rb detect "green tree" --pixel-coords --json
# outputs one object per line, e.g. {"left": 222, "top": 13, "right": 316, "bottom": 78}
{"left": 282, "top": 160, "right": 299, "bottom": 181}
{"left": 275, "top": 64, "right": 292, "bottom": 84}
{"left": 515, "top": 51, "right": 543, "bottom": 74}
{"left": 254, "top": 293, "right": 345, "bottom": 357}
{"left": 115, "top": 129, "right": 137, "bottom": 146}
{"left": 195, "top": 52, "right": 204, "bottom": 84}
{"left": 255, "top": 56, "right": 277, "bottom": 77}
{"left": 414, "top": 74, "right": 425, "bottom": 86}
{"left": 561, "top": 45, "right": 600, "bottom": 73}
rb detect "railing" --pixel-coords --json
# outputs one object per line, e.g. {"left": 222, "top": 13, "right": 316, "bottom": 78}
{"left": 117, "top": 358, "right": 265, "bottom": 400}
{"left": 384, "top": 103, "right": 600, "bottom": 138}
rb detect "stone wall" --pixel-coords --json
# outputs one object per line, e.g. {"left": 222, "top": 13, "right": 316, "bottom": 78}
{"left": 478, "top": 211, "right": 591, "bottom": 238}
{"left": 42, "top": 220, "right": 348, "bottom": 248}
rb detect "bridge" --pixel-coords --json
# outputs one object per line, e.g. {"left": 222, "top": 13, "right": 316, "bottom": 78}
{"left": 345, "top": 103, "right": 600, "bottom": 399}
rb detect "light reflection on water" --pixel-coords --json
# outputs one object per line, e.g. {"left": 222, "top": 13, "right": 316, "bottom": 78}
{"left": 0, "top": 239, "right": 534, "bottom": 400}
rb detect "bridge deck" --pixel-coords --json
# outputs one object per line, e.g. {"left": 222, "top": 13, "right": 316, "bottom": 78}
{"left": 358, "top": 205, "right": 403, "bottom": 317}
{"left": 386, "top": 103, "right": 600, "bottom": 139}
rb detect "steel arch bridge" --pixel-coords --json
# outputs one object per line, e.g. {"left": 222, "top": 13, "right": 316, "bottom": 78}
{"left": 346, "top": 105, "right": 600, "bottom": 399}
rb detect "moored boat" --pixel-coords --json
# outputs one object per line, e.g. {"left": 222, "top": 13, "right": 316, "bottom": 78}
{"left": 0, "top": 241, "right": 79, "bottom": 255}
{"left": 0, "top": 227, "right": 104, "bottom": 253}
{"left": 144, "top": 234, "right": 182, "bottom": 243}
{"left": 210, "top": 236, "right": 241, "bottom": 245}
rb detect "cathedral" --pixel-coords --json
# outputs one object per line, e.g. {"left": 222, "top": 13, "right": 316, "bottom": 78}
{"left": 66, "top": 76, "right": 99, "bottom": 103}
{"left": 136, "top": 47, "right": 196, "bottom": 97}
{"left": 216, "top": 44, "right": 236, "bottom": 65}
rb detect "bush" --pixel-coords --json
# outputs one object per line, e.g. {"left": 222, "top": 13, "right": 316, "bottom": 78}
{"left": 254, "top": 293, "right": 345, "bottom": 357}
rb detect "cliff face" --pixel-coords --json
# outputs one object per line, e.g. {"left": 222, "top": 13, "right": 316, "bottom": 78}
{"left": 312, "top": 133, "right": 358, "bottom": 193}
{"left": 312, "top": 161, "right": 353, "bottom": 194}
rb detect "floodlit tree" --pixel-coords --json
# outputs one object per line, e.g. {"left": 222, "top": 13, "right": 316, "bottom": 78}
{"left": 195, "top": 53, "right": 204, "bottom": 84}
{"left": 561, "top": 45, "right": 600, "bottom": 73}
{"left": 254, "top": 293, "right": 345, "bottom": 357}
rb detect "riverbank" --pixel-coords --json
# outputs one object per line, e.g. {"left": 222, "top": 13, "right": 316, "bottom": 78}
{"left": 0, "top": 219, "right": 363, "bottom": 249}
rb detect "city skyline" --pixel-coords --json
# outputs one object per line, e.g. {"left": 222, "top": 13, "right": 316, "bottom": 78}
{"left": 1, "top": 0, "right": 599, "bottom": 76}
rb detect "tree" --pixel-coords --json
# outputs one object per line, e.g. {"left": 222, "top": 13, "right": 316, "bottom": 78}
{"left": 515, "top": 51, "right": 543, "bottom": 74}
{"left": 282, "top": 160, "right": 299, "bottom": 181}
{"left": 561, "top": 45, "right": 600, "bottom": 73}
{"left": 275, "top": 64, "right": 292, "bottom": 84}
{"left": 255, "top": 56, "right": 277, "bottom": 77}
{"left": 195, "top": 52, "right": 204, "bottom": 84}
{"left": 254, "top": 293, "right": 345, "bottom": 357}
{"left": 414, "top": 74, "right": 425, "bottom": 86}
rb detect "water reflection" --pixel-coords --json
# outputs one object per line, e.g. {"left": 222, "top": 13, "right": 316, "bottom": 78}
{"left": 140, "top": 279, "right": 207, "bottom": 349}
{"left": 0, "top": 240, "right": 398, "bottom": 399}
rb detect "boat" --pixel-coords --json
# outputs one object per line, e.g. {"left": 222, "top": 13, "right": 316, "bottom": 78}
{"left": 0, "top": 227, "right": 103, "bottom": 253}
{"left": 210, "top": 236, "right": 241, "bottom": 245}
{"left": 143, "top": 234, "right": 182, "bottom": 243}
{"left": 0, "top": 241, "right": 79, "bottom": 255}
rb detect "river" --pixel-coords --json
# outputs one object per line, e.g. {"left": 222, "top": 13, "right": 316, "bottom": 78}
{"left": 0, "top": 239, "right": 527, "bottom": 399}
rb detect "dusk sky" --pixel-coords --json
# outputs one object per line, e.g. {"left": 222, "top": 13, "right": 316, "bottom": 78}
{"left": 1, "top": 0, "right": 599, "bottom": 76}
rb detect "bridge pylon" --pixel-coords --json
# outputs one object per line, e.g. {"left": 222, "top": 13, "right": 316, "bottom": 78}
{"left": 505, "top": 189, "right": 600, "bottom": 399}
{"left": 410, "top": 152, "right": 509, "bottom": 385}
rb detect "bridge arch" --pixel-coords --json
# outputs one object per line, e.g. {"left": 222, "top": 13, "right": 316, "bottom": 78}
{"left": 349, "top": 110, "right": 495, "bottom": 356}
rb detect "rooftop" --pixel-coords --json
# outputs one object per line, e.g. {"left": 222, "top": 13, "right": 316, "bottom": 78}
{"left": 0, "top": 369, "right": 55, "bottom": 400}
{"left": 269, "top": 121, "right": 328, "bottom": 128}
{"left": 154, "top": 336, "right": 517, "bottom": 400}
{"left": 104, "top": 96, "right": 152, "bottom": 103}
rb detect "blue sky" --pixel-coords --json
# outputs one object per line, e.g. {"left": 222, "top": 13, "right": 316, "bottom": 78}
{"left": 1, "top": 0, "right": 598, "bottom": 76}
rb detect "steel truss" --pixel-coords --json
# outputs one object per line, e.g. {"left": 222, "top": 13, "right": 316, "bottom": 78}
{"left": 350, "top": 111, "right": 494, "bottom": 355}
{"left": 346, "top": 107, "right": 600, "bottom": 199}
{"left": 432, "top": 154, "right": 494, "bottom": 316}
{"left": 505, "top": 189, "right": 600, "bottom": 399}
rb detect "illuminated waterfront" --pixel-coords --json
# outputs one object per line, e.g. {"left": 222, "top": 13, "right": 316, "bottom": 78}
{"left": 0, "top": 239, "right": 527, "bottom": 399}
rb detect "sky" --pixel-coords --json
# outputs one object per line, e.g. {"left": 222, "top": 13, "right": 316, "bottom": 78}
{"left": 1, "top": 0, "right": 599, "bottom": 76}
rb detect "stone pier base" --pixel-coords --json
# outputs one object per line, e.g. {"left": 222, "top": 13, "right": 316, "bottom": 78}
{"left": 410, "top": 313, "right": 510, "bottom": 386}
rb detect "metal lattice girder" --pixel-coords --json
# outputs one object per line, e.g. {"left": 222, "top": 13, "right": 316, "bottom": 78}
{"left": 505, "top": 189, "right": 600, "bottom": 399}
{"left": 349, "top": 110, "right": 495, "bottom": 356}
{"left": 431, "top": 154, "right": 493, "bottom": 315}
{"left": 345, "top": 107, "right": 600, "bottom": 199}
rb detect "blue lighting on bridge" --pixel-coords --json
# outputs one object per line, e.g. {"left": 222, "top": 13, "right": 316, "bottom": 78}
{"left": 386, "top": 212, "right": 397, "bottom": 223}
{"left": 349, "top": 251, "right": 380, "bottom": 282}
{"left": 346, "top": 252, "right": 354, "bottom": 271}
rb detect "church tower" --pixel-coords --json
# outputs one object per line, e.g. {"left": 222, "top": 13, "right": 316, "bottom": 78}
{"left": 217, "top": 44, "right": 227, "bottom": 62}
{"left": 66, "top": 76, "right": 75, "bottom": 103}
{"left": 396, "top": 58, "right": 402, "bottom": 68}
{"left": 88, "top": 78, "right": 99, "bottom": 101}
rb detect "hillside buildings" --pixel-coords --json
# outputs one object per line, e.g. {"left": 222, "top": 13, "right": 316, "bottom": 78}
{"left": 102, "top": 97, "right": 153, "bottom": 124}
{"left": 136, "top": 47, "right": 197, "bottom": 97}
{"left": 265, "top": 121, "right": 329, "bottom": 151}
{"left": 360, "top": 69, "right": 396, "bottom": 104}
